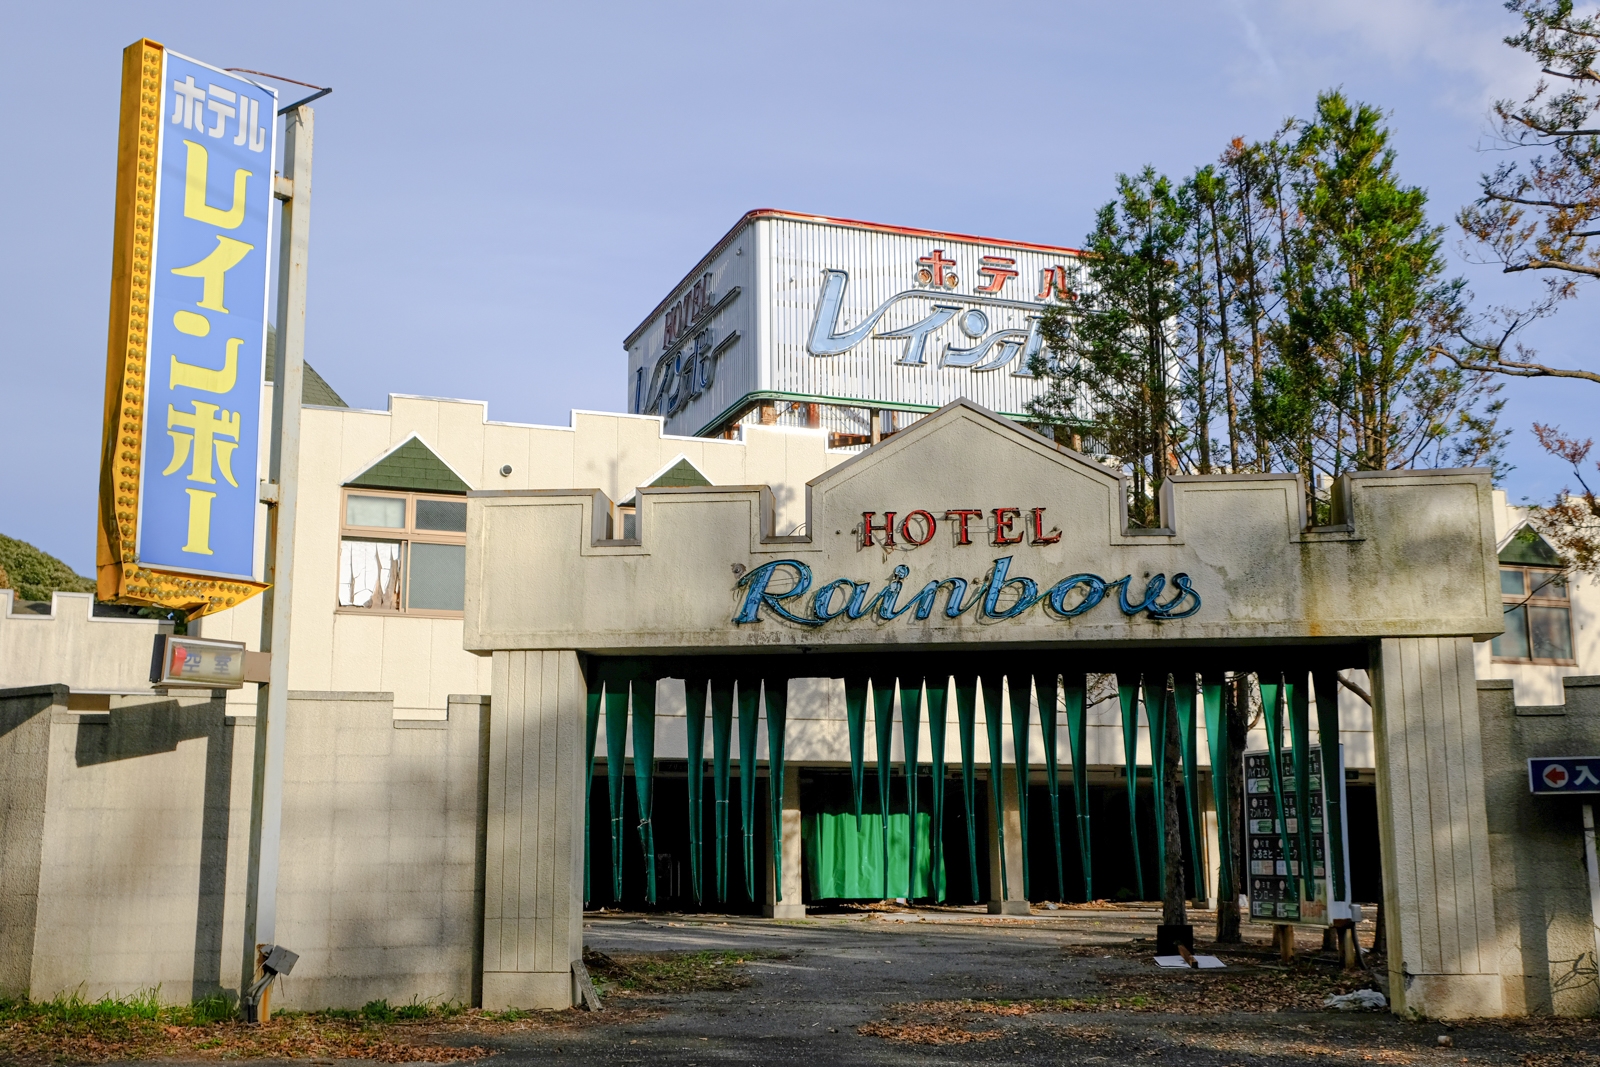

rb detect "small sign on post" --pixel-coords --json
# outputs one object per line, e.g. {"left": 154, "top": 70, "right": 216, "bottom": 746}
{"left": 1528, "top": 757, "right": 1600, "bottom": 794}
{"left": 150, "top": 634, "right": 252, "bottom": 688}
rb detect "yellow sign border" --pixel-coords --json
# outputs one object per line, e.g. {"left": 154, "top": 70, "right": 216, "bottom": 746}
{"left": 96, "top": 39, "right": 268, "bottom": 619}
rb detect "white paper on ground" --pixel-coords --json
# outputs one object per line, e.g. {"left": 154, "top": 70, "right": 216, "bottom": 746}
{"left": 1153, "top": 956, "right": 1190, "bottom": 968}
{"left": 1193, "top": 955, "right": 1225, "bottom": 968}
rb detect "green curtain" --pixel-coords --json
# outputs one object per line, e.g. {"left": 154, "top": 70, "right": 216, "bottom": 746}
{"left": 710, "top": 676, "right": 735, "bottom": 903}
{"left": 582, "top": 661, "right": 602, "bottom": 905}
{"left": 925, "top": 673, "right": 950, "bottom": 903}
{"left": 1007, "top": 669, "right": 1033, "bottom": 899}
{"left": 604, "top": 668, "right": 630, "bottom": 902}
{"left": 683, "top": 676, "right": 707, "bottom": 905}
{"left": 1286, "top": 671, "right": 1314, "bottom": 902}
{"left": 1258, "top": 674, "right": 1297, "bottom": 901}
{"left": 1035, "top": 671, "right": 1064, "bottom": 899}
{"left": 1312, "top": 667, "right": 1346, "bottom": 903}
{"left": 631, "top": 675, "right": 658, "bottom": 904}
{"left": 981, "top": 672, "right": 1009, "bottom": 901}
{"left": 1144, "top": 672, "right": 1171, "bottom": 892}
{"left": 955, "top": 672, "right": 980, "bottom": 902}
{"left": 899, "top": 674, "right": 923, "bottom": 896}
{"left": 1172, "top": 672, "right": 1204, "bottom": 899}
{"left": 804, "top": 812, "right": 946, "bottom": 900}
{"left": 1201, "top": 672, "right": 1233, "bottom": 903}
{"left": 1062, "top": 675, "right": 1092, "bottom": 900}
{"left": 872, "top": 674, "right": 895, "bottom": 898}
{"left": 1116, "top": 672, "right": 1144, "bottom": 899}
{"left": 844, "top": 675, "right": 869, "bottom": 827}
{"left": 737, "top": 676, "right": 761, "bottom": 901}
{"left": 765, "top": 676, "right": 788, "bottom": 901}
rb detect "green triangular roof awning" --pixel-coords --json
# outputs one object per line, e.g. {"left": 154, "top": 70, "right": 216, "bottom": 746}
{"left": 649, "top": 458, "right": 712, "bottom": 489}
{"left": 1499, "top": 525, "right": 1564, "bottom": 566}
{"left": 346, "top": 437, "right": 470, "bottom": 494}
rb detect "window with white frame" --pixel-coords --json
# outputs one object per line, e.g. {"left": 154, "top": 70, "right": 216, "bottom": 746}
{"left": 339, "top": 489, "right": 467, "bottom": 614}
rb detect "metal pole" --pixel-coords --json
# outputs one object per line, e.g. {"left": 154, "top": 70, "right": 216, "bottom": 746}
{"left": 1582, "top": 803, "right": 1600, "bottom": 983}
{"left": 244, "top": 103, "right": 313, "bottom": 1019}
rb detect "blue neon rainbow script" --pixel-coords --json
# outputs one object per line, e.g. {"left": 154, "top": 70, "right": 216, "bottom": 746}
{"left": 734, "top": 556, "right": 1200, "bottom": 627}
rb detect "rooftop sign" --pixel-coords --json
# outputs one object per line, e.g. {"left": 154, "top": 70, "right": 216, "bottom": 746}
{"left": 623, "top": 211, "right": 1082, "bottom": 437}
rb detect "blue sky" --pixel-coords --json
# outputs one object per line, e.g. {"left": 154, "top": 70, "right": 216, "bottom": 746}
{"left": 4, "top": 0, "right": 1595, "bottom": 575}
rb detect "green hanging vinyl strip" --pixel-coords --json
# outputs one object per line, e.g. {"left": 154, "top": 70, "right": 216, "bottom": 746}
{"left": 683, "top": 676, "right": 708, "bottom": 906}
{"left": 844, "top": 676, "right": 869, "bottom": 828}
{"left": 981, "top": 672, "right": 1009, "bottom": 902}
{"left": 582, "top": 661, "right": 602, "bottom": 906}
{"left": 1200, "top": 672, "right": 1234, "bottom": 904}
{"left": 765, "top": 676, "right": 789, "bottom": 901}
{"left": 1143, "top": 673, "right": 1171, "bottom": 894}
{"left": 1311, "top": 667, "right": 1347, "bottom": 904}
{"left": 1285, "top": 672, "right": 1315, "bottom": 903}
{"left": 1062, "top": 675, "right": 1092, "bottom": 900}
{"left": 871, "top": 675, "right": 896, "bottom": 899}
{"left": 1034, "top": 671, "right": 1065, "bottom": 900}
{"left": 1006, "top": 669, "right": 1032, "bottom": 900}
{"left": 954, "top": 672, "right": 981, "bottom": 902}
{"left": 710, "top": 676, "right": 735, "bottom": 904}
{"left": 899, "top": 673, "right": 924, "bottom": 898}
{"left": 1257, "top": 674, "right": 1298, "bottom": 902}
{"left": 604, "top": 667, "right": 630, "bottom": 902}
{"left": 925, "top": 672, "right": 950, "bottom": 903}
{"left": 631, "top": 675, "right": 658, "bottom": 905}
{"left": 737, "top": 677, "right": 761, "bottom": 902}
{"left": 1172, "top": 673, "right": 1204, "bottom": 899}
{"left": 1115, "top": 672, "right": 1145, "bottom": 899}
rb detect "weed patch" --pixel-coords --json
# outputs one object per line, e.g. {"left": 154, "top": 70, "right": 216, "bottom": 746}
{"left": 581, "top": 948, "right": 789, "bottom": 996}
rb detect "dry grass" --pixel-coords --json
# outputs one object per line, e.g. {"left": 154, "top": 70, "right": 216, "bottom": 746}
{"left": 0, "top": 990, "right": 655, "bottom": 1065}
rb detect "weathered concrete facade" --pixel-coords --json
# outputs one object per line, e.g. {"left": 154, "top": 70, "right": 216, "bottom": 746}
{"left": 1481, "top": 675, "right": 1600, "bottom": 1015}
{"left": 464, "top": 400, "right": 1507, "bottom": 1016}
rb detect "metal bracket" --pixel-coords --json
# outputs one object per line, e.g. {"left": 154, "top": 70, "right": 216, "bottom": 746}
{"left": 259, "top": 481, "right": 280, "bottom": 506}
{"left": 273, "top": 176, "right": 293, "bottom": 201}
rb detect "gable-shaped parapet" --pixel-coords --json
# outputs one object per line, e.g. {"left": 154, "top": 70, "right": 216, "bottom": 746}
{"left": 464, "top": 400, "right": 1503, "bottom": 655}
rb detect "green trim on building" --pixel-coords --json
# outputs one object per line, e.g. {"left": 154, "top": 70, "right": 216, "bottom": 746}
{"left": 649, "top": 458, "right": 712, "bottom": 489}
{"left": 346, "top": 437, "right": 470, "bottom": 494}
{"left": 1499, "top": 525, "right": 1564, "bottom": 567}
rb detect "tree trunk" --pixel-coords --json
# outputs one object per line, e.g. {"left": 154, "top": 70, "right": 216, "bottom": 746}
{"left": 1162, "top": 691, "right": 1187, "bottom": 928}
{"left": 1215, "top": 674, "right": 1249, "bottom": 943}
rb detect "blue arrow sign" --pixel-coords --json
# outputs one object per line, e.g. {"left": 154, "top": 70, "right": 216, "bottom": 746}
{"left": 1529, "top": 757, "right": 1600, "bottom": 795}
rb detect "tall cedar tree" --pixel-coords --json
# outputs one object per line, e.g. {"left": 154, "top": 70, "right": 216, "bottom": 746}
{"left": 1031, "top": 167, "right": 1189, "bottom": 528}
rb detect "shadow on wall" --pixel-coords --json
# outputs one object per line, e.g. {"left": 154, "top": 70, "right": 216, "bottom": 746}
{"left": 72, "top": 697, "right": 235, "bottom": 1003}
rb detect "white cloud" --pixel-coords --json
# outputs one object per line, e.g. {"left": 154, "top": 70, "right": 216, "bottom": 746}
{"left": 1239, "top": 0, "right": 1530, "bottom": 116}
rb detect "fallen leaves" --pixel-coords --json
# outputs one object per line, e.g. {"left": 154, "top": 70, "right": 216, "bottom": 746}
{"left": 856, "top": 1020, "right": 1002, "bottom": 1045}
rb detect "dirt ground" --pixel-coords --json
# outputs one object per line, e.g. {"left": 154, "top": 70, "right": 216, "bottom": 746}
{"left": 24, "top": 906, "right": 1600, "bottom": 1066}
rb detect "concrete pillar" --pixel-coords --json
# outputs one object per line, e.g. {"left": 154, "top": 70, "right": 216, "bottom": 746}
{"left": 1371, "top": 637, "right": 1502, "bottom": 1019}
{"left": 987, "top": 771, "right": 1029, "bottom": 915}
{"left": 1202, "top": 777, "right": 1221, "bottom": 907}
{"left": 764, "top": 763, "right": 804, "bottom": 918}
{"left": 0, "top": 685, "right": 63, "bottom": 998}
{"left": 481, "top": 651, "right": 586, "bottom": 1010}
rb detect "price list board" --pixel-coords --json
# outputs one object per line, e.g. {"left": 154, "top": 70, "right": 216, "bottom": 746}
{"left": 1244, "top": 747, "right": 1329, "bottom": 926}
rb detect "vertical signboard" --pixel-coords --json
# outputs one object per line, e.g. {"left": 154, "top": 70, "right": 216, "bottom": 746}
{"left": 1244, "top": 746, "right": 1333, "bottom": 925}
{"left": 97, "top": 39, "right": 275, "bottom": 616}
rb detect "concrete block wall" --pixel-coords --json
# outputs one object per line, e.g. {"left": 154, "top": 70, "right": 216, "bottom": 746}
{"left": 273, "top": 692, "right": 487, "bottom": 1009}
{"left": 1481, "top": 675, "right": 1600, "bottom": 1016}
{"left": 0, "top": 685, "right": 485, "bottom": 1009}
